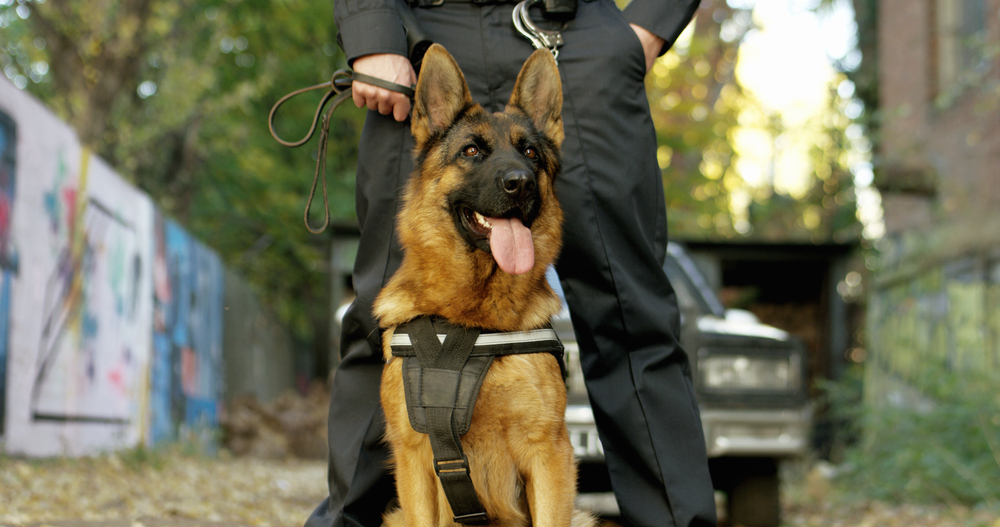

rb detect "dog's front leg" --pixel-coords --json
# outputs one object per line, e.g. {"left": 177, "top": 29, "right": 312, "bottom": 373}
{"left": 390, "top": 436, "right": 442, "bottom": 527}
{"left": 522, "top": 437, "right": 577, "bottom": 526}
{"left": 381, "top": 357, "right": 442, "bottom": 527}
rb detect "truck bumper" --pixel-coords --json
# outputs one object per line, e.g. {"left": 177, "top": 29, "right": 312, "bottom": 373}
{"left": 701, "top": 407, "right": 811, "bottom": 457}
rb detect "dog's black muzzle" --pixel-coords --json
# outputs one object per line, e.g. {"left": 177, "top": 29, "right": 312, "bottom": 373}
{"left": 501, "top": 168, "right": 536, "bottom": 201}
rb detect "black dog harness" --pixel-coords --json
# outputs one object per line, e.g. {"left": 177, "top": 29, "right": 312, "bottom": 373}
{"left": 389, "top": 316, "right": 565, "bottom": 524}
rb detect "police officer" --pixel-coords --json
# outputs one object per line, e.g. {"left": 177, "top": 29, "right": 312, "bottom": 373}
{"left": 304, "top": 0, "right": 717, "bottom": 525}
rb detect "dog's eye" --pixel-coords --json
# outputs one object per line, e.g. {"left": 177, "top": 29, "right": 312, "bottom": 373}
{"left": 463, "top": 145, "right": 479, "bottom": 157}
{"left": 524, "top": 147, "right": 537, "bottom": 159}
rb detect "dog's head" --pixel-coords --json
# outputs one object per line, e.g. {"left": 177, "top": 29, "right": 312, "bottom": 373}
{"left": 398, "top": 44, "right": 564, "bottom": 278}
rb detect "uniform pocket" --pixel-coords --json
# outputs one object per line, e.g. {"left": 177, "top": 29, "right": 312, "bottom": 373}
{"left": 614, "top": 4, "right": 648, "bottom": 76}
{"left": 560, "top": 0, "right": 648, "bottom": 82}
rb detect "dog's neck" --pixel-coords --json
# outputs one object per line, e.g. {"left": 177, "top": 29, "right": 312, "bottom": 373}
{"left": 374, "top": 252, "right": 562, "bottom": 332}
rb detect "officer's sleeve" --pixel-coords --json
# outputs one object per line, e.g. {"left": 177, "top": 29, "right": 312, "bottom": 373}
{"left": 335, "top": 0, "right": 410, "bottom": 66}
{"left": 622, "top": 0, "right": 699, "bottom": 57}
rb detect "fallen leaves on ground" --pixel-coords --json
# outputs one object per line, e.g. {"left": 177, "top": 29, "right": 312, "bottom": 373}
{"left": 782, "top": 499, "right": 1000, "bottom": 527}
{"left": 0, "top": 450, "right": 327, "bottom": 526}
{"left": 221, "top": 385, "right": 330, "bottom": 461}
{"left": 2, "top": 451, "right": 999, "bottom": 527}
{"left": 778, "top": 462, "right": 1000, "bottom": 527}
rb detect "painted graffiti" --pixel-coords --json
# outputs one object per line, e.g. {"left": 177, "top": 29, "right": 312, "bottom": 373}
{"left": 150, "top": 212, "right": 224, "bottom": 446}
{"left": 30, "top": 149, "right": 147, "bottom": 425}
{"left": 0, "top": 110, "right": 17, "bottom": 436}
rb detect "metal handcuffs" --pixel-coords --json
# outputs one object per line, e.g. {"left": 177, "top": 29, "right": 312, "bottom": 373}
{"left": 513, "top": 0, "right": 564, "bottom": 63}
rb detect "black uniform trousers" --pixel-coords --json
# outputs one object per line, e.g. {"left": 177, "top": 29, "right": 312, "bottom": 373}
{"left": 305, "top": 1, "right": 717, "bottom": 526}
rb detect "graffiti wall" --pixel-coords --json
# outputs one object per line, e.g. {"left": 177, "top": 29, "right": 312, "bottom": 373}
{"left": 0, "top": 78, "right": 225, "bottom": 456}
{"left": 0, "top": 111, "right": 16, "bottom": 436}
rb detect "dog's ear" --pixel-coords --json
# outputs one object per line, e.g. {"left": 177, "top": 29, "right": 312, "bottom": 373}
{"left": 508, "top": 49, "right": 563, "bottom": 146}
{"left": 411, "top": 44, "right": 474, "bottom": 146}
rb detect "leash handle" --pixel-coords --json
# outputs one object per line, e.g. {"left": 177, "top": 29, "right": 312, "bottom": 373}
{"left": 268, "top": 70, "right": 415, "bottom": 233}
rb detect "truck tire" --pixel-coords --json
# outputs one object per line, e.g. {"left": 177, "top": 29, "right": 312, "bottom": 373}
{"left": 727, "top": 458, "right": 780, "bottom": 527}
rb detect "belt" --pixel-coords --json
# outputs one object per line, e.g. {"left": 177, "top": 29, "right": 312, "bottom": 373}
{"left": 408, "top": 0, "right": 516, "bottom": 7}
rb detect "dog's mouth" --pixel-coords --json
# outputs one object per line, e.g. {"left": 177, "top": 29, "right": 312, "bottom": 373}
{"left": 458, "top": 206, "right": 535, "bottom": 275}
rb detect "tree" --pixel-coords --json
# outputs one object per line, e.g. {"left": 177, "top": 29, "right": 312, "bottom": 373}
{"left": 648, "top": 0, "right": 748, "bottom": 238}
{"left": 1, "top": 0, "right": 366, "bottom": 375}
{"left": 648, "top": 0, "right": 863, "bottom": 242}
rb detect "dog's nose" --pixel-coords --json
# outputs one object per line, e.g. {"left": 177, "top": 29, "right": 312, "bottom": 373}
{"left": 502, "top": 169, "right": 536, "bottom": 200}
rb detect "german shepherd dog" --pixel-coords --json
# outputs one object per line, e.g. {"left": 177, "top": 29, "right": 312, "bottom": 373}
{"left": 373, "top": 44, "right": 596, "bottom": 527}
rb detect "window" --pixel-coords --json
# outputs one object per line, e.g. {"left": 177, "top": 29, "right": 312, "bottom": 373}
{"left": 933, "top": 0, "right": 988, "bottom": 96}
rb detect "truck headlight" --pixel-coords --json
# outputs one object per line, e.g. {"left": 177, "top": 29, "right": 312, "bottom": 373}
{"left": 700, "top": 353, "right": 801, "bottom": 391}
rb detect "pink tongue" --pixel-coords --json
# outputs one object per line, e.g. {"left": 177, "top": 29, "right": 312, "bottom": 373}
{"left": 487, "top": 216, "right": 534, "bottom": 275}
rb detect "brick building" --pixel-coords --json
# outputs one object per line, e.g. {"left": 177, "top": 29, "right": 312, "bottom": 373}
{"left": 867, "top": 0, "right": 999, "bottom": 403}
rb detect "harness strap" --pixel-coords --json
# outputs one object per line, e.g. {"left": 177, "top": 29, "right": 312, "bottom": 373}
{"left": 390, "top": 316, "right": 565, "bottom": 524}
{"left": 398, "top": 317, "right": 490, "bottom": 524}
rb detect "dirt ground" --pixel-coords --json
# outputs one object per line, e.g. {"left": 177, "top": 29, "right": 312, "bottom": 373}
{"left": 0, "top": 451, "right": 324, "bottom": 527}
{"left": 1, "top": 452, "right": 998, "bottom": 527}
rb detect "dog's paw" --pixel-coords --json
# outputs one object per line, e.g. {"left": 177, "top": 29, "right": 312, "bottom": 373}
{"left": 572, "top": 508, "right": 600, "bottom": 527}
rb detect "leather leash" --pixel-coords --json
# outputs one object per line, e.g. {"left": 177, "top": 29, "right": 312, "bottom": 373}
{"left": 268, "top": 71, "right": 415, "bottom": 233}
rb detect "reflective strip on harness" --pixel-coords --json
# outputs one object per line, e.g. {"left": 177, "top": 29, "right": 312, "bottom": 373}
{"left": 390, "top": 327, "right": 560, "bottom": 351}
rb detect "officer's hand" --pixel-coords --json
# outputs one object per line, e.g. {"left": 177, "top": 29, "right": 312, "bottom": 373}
{"left": 630, "top": 24, "right": 665, "bottom": 73}
{"left": 351, "top": 53, "right": 417, "bottom": 122}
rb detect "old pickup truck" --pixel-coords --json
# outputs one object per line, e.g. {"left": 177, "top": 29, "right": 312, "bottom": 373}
{"left": 556, "top": 242, "right": 811, "bottom": 527}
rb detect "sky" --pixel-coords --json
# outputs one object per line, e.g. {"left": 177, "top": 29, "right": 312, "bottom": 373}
{"left": 736, "top": 0, "right": 847, "bottom": 123}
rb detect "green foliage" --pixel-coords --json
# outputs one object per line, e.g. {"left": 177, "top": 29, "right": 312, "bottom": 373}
{"left": 648, "top": 2, "right": 863, "bottom": 242}
{"left": 116, "top": 444, "right": 169, "bottom": 472}
{"left": 169, "top": 0, "right": 366, "bottom": 341}
{"left": 743, "top": 83, "right": 863, "bottom": 242}
{"left": 815, "top": 364, "right": 865, "bottom": 462}
{"left": 826, "top": 368, "right": 1000, "bottom": 506}
{"left": 649, "top": 3, "right": 747, "bottom": 238}
{"left": 1, "top": 0, "right": 872, "bottom": 361}
{"left": 1, "top": 0, "right": 366, "bottom": 350}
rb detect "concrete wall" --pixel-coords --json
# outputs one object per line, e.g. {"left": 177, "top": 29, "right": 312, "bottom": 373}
{"left": 223, "top": 269, "right": 295, "bottom": 404}
{"left": 0, "top": 79, "right": 160, "bottom": 455}
{"left": 1, "top": 99, "right": 19, "bottom": 438}
{"left": 867, "top": 249, "right": 1000, "bottom": 405}
{"left": 0, "top": 77, "right": 294, "bottom": 456}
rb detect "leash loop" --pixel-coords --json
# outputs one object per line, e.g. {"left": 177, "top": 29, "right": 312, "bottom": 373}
{"left": 268, "top": 70, "right": 353, "bottom": 147}
{"left": 513, "top": 0, "right": 564, "bottom": 63}
{"left": 268, "top": 70, "right": 414, "bottom": 233}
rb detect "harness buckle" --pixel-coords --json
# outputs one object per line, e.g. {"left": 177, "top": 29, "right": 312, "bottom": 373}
{"left": 435, "top": 458, "right": 470, "bottom": 475}
{"left": 453, "top": 512, "right": 491, "bottom": 524}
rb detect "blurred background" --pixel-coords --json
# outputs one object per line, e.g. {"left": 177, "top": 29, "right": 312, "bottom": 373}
{"left": 0, "top": 0, "right": 997, "bottom": 525}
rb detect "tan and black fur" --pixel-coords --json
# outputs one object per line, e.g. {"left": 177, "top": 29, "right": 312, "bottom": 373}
{"left": 373, "top": 44, "right": 595, "bottom": 527}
